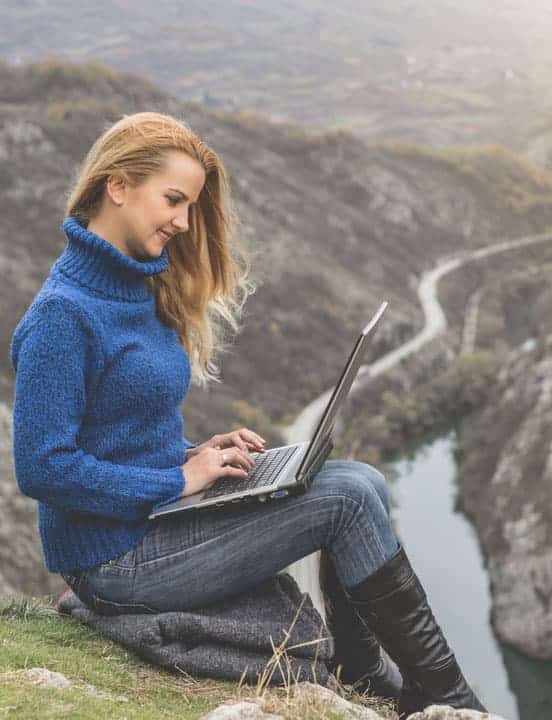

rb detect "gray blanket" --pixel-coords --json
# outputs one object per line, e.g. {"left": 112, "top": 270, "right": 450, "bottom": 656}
{"left": 57, "top": 571, "right": 335, "bottom": 687}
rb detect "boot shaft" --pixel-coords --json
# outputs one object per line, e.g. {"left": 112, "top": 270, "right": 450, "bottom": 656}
{"left": 347, "top": 544, "right": 487, "bottom": 715}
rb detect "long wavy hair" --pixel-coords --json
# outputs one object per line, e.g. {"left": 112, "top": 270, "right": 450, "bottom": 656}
{"left": 63, "top": 111, "right": 257, "bottom": 387}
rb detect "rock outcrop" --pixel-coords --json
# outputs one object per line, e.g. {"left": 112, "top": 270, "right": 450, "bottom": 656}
{"left": 455, "top": 337, "right": 552, "bottom": 659}
{"left": 198, "top": 681, "right": 506, "bottom": 719}
{"left": 0, "top": 401, "right": 64, "bottom": 598}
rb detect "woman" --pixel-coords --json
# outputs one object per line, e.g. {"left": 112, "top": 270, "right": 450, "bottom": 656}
{"left": 10, "top": 111, "right": 486, "bottom": 717}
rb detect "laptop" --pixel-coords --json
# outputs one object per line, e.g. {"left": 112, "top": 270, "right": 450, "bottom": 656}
{"left": 148, "top": 301, "right": 388, "bottom": 519}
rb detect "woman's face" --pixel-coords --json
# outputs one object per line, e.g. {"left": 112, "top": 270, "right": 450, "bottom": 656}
{"left": 109, "top": 149, "right": 206, "bottom": 262}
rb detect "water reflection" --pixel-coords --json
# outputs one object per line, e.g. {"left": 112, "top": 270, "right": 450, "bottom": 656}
{"left": 386, "top": 432, "right": 521, "bottom": 718}
{"left": 501, "top": 642, "right": 552, "bottom": 720}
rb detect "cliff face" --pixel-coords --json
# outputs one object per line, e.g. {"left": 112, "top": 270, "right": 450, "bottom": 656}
{"left": 0, "top": 402, "right": 62, "bottom": 597}
{"left": 455, "top": 338, "right": 552, "bottom": 660}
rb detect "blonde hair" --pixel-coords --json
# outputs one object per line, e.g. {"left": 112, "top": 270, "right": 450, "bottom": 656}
{"left": 64, "top": 111, "right": 257, "bottom": 387}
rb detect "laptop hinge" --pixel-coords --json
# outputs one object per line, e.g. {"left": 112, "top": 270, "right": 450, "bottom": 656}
{"left": 296, "top": 432, "right": 333, "bottom": 487}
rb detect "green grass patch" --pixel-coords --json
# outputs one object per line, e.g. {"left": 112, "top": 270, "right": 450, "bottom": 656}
{"left": 0, "top": 596, "right": 394, "bottom": 720}
{"left": 0, "top": 596, "right": 219, "bottom": 718}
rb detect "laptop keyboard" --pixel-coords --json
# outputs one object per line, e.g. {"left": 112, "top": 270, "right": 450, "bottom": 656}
{"left": 201, "top": 445, "right": 299, "bottom": 500}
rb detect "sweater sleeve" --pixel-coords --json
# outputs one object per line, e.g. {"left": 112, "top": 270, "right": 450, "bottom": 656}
{"left": 150, "top": 440, "right": 196, "bottom": 512}
{"left": 10, "top": 297, "right": 186, "bottom": 522}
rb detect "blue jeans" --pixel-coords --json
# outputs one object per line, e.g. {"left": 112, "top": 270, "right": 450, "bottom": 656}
{"left": 61, "top": 459, "right": 399, "bottom": 615}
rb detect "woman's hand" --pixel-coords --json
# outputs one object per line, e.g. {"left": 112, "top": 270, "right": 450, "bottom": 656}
{"left": 186, "top": 428, "right": 267, "bottom": 460}
{"left": 180, "top": 444, "right": 258, "bottom": 497}
{"left": 180, "top": 428, "right": 267, "bottom": 498}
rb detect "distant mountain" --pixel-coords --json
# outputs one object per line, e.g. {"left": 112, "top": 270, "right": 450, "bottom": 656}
{"left": 2, "top": 0, "right": 552, "bottom": 154}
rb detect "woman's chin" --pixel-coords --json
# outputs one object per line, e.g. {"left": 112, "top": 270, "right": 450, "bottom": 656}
{"left": 133, "top": 249, "right": 160, "bottom": 262}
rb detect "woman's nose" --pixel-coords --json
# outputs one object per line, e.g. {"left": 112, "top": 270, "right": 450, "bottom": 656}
{"left": 171, "top": 215, "right": 188, "bottom": 232}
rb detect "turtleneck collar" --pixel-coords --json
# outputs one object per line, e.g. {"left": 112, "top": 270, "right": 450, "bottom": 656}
{"left": 52, "top": 216, "right": 170, "bottom": 302}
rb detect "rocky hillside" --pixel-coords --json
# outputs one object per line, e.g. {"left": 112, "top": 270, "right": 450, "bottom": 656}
{"left": 449, "top": 257, "right": 552, "bottom": 662}
{"left": 0, "top": 403, "right": 60, "bottom": 597}
{"left": 2, "top": 58, "right": 552, "bottom": 599}
{"left": 454, "top": 336, "right": 552, "bottom": 661}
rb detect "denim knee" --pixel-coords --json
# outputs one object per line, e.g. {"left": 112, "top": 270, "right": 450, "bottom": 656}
{"left": 325, "top": 469, "right": 389, "bottom": 524}
{"left": 319, "top": 465, "right": 399, "bottom": 586}
{"left": 341, "top": 460, "right": 392, "bottom": 516}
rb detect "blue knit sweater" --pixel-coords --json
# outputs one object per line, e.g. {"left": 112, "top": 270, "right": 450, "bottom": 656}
{"left": 10, "top": 216, "right": 196, "bottom": 574}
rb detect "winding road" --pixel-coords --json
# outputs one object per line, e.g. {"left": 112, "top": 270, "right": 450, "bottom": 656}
{"left": 280, "top": 230, "right": 552, "bottom": 620}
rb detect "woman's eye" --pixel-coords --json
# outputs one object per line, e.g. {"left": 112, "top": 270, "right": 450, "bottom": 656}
{"left": 167, "top": 196, "right": 180, "bottom": 206}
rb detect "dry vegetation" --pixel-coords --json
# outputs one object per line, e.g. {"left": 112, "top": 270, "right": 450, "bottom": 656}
{"left": 0, "top": 595, "right": 397, "bottom": 720}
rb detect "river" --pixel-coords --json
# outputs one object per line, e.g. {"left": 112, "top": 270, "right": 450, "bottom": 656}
{"left": 385, "top": 430, "right": 552, "bottom": 720}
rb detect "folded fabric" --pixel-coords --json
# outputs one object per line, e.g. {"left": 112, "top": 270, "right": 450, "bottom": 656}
{"left": 57, "top": 571, "right": 335, "bottom": 687}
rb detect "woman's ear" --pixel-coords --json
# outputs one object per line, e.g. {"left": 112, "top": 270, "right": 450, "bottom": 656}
{"left": 105, "top": 173, "right": 127, "bottom": 206}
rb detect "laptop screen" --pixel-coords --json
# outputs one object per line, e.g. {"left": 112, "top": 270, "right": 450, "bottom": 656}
{"left": 295, "top": 301, "right": 388, "bottom": 481}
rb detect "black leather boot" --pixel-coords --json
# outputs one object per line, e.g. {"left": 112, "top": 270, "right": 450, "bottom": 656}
{"left": 319, "top": 550, "right": 403, "bottom": 702}
{"left": 345, "top": 544, "right": 488, "bottom": 717}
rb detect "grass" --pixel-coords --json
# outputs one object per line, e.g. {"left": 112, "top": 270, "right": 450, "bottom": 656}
{"left": 0, "top": 595, "right": 397, "bottom": 720}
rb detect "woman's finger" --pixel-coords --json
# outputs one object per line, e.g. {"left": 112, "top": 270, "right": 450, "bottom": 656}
{"left": 239, "top": 428, "right": 266, "bottom": 448}
{"left": 213, "top": 435, "right": 237, "bottom": 450}
{"left": 245, "top": 441, "right": 265, "bottom": 454}
{"left": 223, "top": 465, "right": 248, "bottom": 477}
{"left": 226, "top": 431, "right": 250, "bottom": 453}
{"left": 237, "top": 447, "right": 255, "bottom": 469}
{"left": 216, "top": 430, "right": 265, "bottom": 453}
{"left": 229, "top": 446, "right": 255, "bottom": 470}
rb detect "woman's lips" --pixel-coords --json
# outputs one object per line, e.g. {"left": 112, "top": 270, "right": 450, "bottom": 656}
{"left": 157, "top": 230, "right": 171, "bottom": 242}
